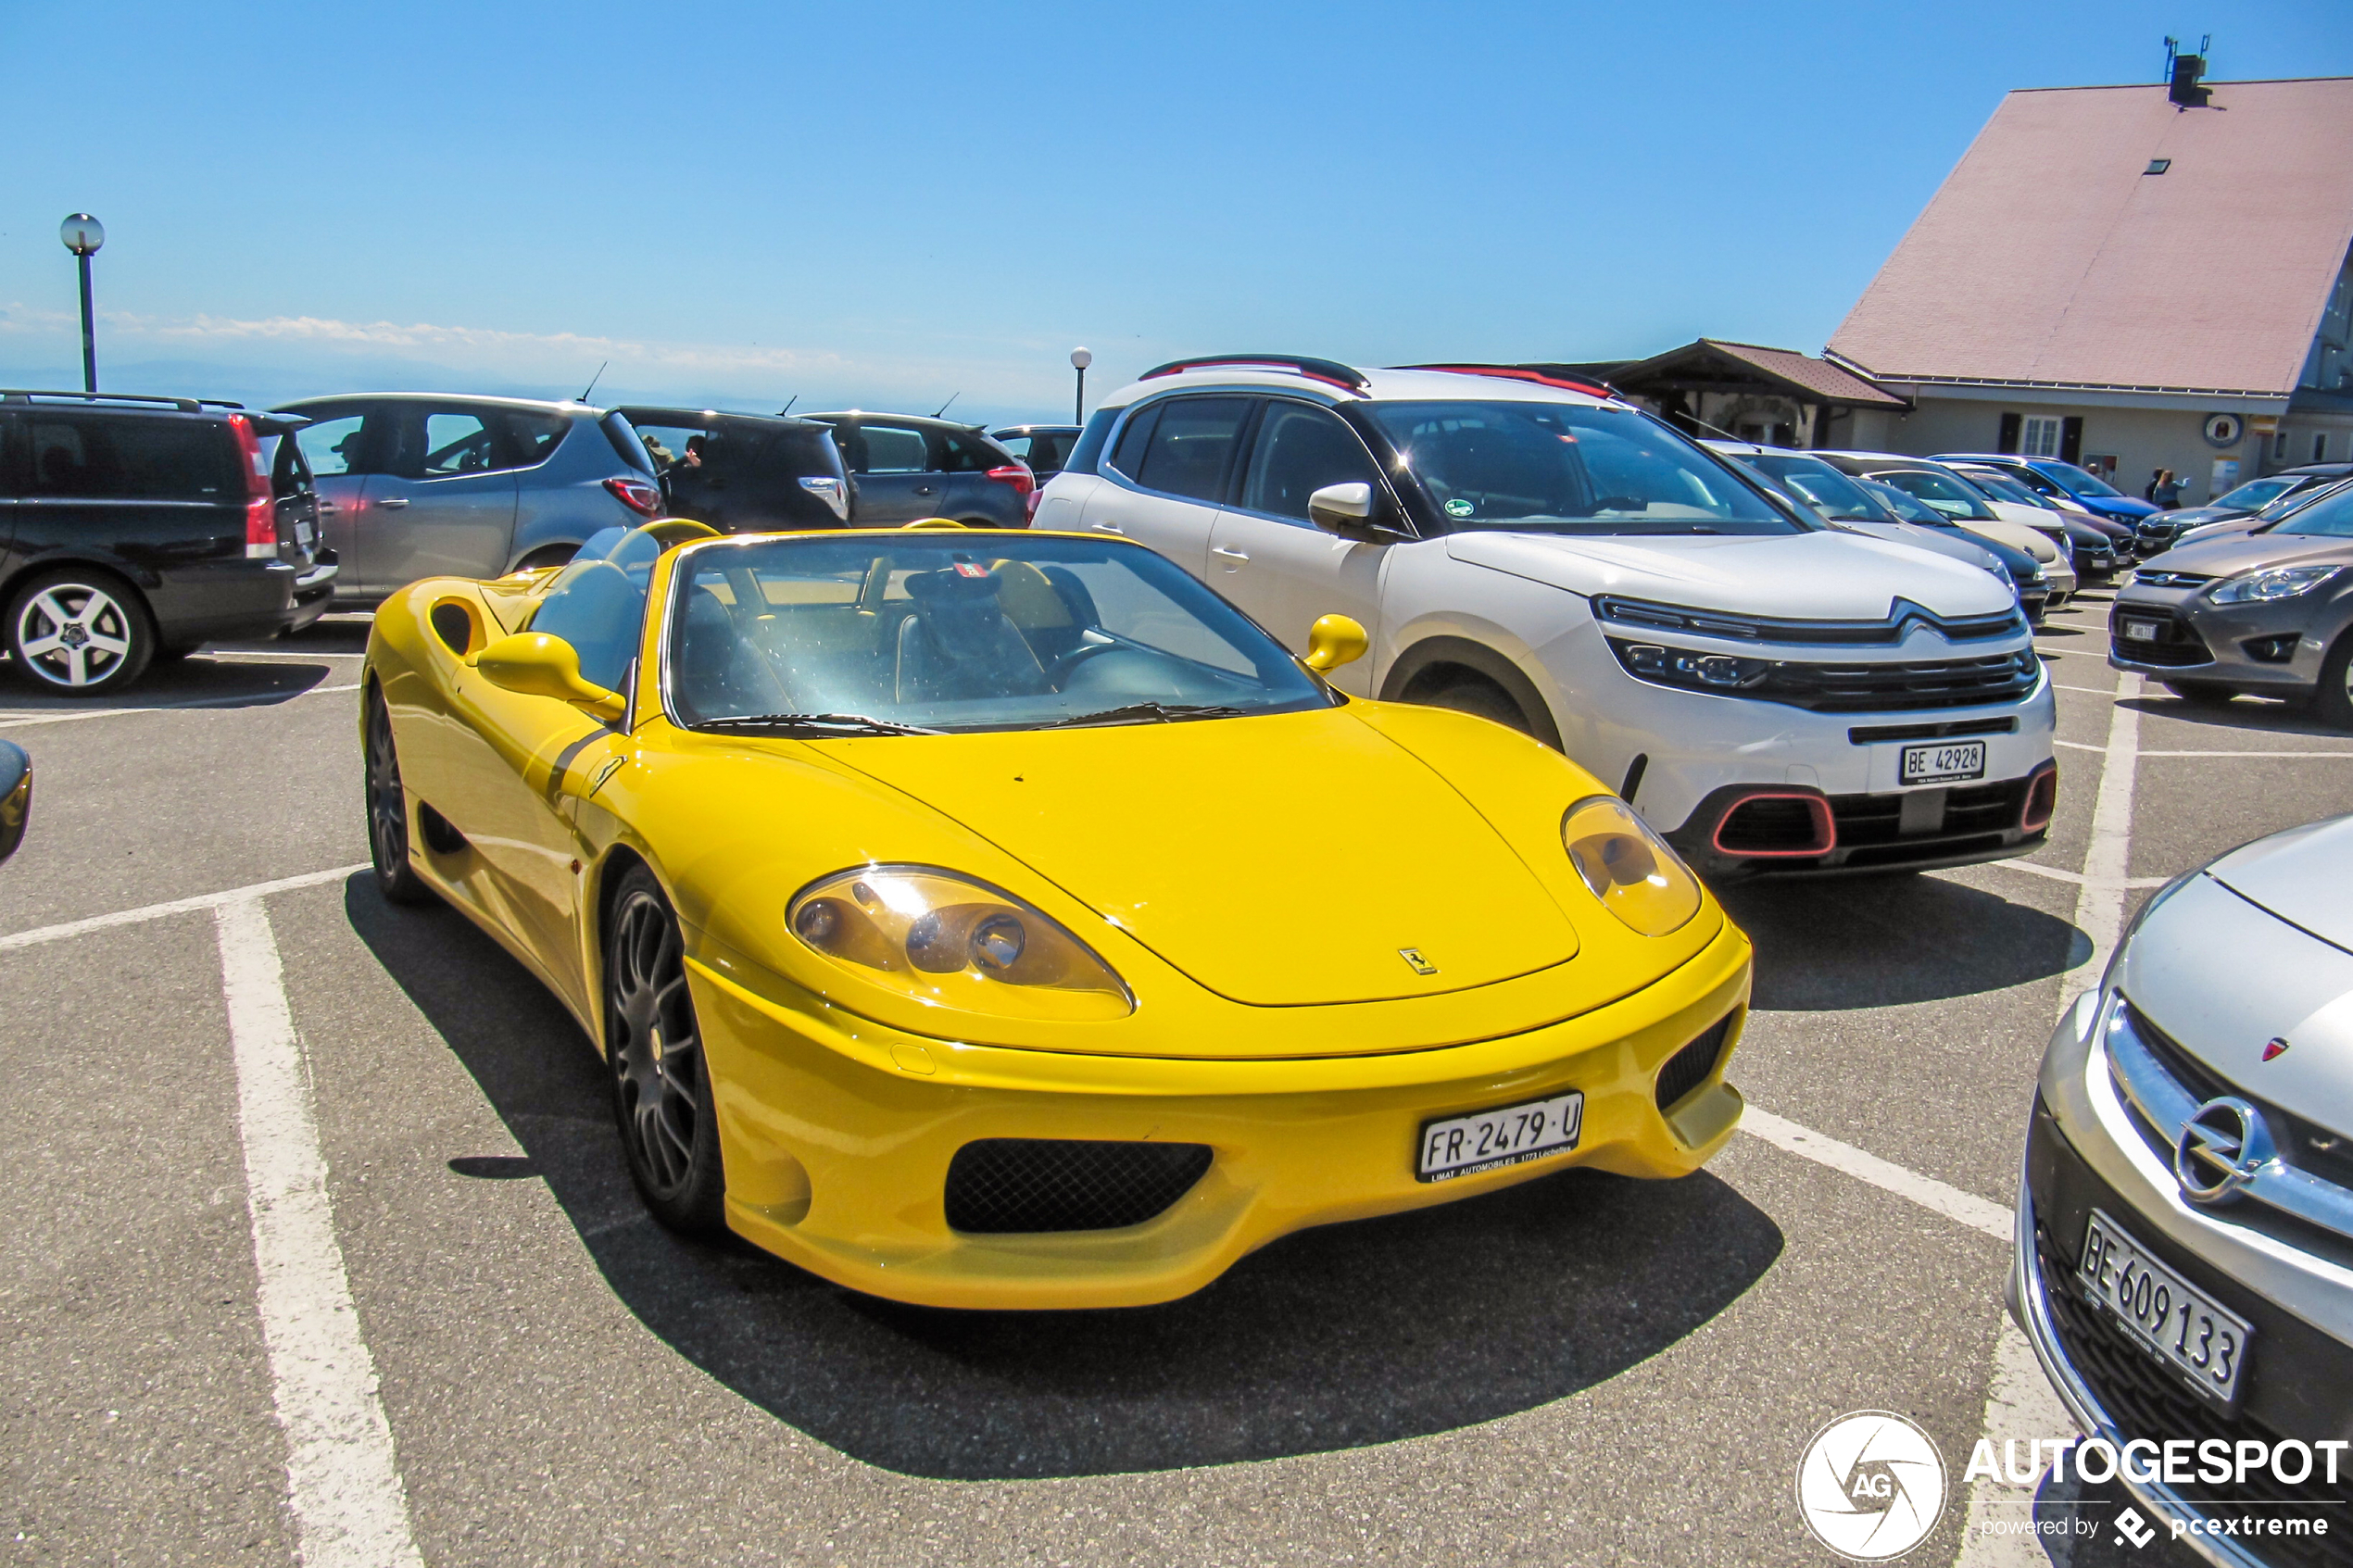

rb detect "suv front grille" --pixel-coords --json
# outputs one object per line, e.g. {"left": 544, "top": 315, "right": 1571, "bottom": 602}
{"left": 1594, "top": 595, "right": 2022, "bottom": 645}
{"left": 1752, "top": 650, "right": 2040, "bottom": 712}
{"left": 2038, "top": 1226, "right": 2340, "bottom": 1566}
{"left": 944, "top": 1138, "right": 1213, "bottom": 1234}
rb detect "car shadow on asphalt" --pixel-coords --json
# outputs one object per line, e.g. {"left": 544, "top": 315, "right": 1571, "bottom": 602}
{"left": 346, "top": 878, "right": 1786, "bottom": 1481}
{"left": 1718, "top": 873, "right": 2083, "bottom": 1011}
{"left": 2120, "top": 692, "right": 2345, "bottom": 739}
{"left": 0, "top": 654, "right": 342, "bottom": 714}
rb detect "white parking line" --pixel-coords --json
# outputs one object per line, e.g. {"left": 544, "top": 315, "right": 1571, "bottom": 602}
{"left": 2054, "top": 683, "right": 2116, "bottom": 695}
{"left": 218, "top": 898, "right": 422, "bottom": 1568}
{"left": 1739, "top": 1108, "right": 2008, "bottom": 1239}
{"left": 201, "top": 650, "right": 367, "bottom": 660}
{"left": 1983, "top": 859, "right": 2171, "bottom": 890}
{"left": 0, "top": 864, "right": 369, "bottom": 952}
{"left": 0, "top": 684, "right": 359, "bottom": 729}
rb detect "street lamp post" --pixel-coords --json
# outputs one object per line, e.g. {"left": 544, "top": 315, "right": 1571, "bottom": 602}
{"left": 59, "top": 214, "right": 105, "bottom": 394}
{"left": 1070, "top": 346, "right": 1092, "bottom": 424}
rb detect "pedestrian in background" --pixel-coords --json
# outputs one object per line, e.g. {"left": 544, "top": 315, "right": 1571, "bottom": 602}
{"left": 2153, "top": 470, "right": 2183, "bottom": 508}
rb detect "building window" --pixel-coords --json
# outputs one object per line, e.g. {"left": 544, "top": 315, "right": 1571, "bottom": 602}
{"left": 2020, "top": 416, "right": 2064, "bottom": 458}
{"left": 2274, "top": 431, "right": 2290, "bottom": 461}
{"left": 2319, "top": 433, "right": 2332, "bottom": 463}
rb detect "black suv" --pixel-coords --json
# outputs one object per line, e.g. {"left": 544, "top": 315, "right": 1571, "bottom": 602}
{"left": 0, "top": 391, "right": 334, "bottom": 694}
{"left": 802, "top": 413, "right": 1033, "bottom": 526}
{"left": 614, "top": 408, "right": 853, "bottom": 532}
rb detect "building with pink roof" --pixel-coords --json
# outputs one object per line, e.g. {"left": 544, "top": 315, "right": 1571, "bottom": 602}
{"left": 1825, "top": 72, "right": 2353, "bottom": 505}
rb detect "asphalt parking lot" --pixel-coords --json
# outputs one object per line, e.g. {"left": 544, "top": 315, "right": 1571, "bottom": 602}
{"left": 4, "top": 588, "right": 2348, "bottom": 1568}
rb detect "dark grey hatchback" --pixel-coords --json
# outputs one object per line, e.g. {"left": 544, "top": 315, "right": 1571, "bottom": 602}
{"left": 802, "top": 412, "right": 1033, "bottom": 526}
{"left": 1, "top": 390, "right": 335, "bottom": 694}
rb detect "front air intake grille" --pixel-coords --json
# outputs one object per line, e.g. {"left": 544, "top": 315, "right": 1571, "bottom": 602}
{"left": 1715, "top": 796, "right": 1832, "bottom": 854}
{"left": 2037, "top": 1227, "right": 2338, "bottom": 1567}
{"left": 944, "top": 1138, "right": 1213, "bottom": 1234}
{"left": 1656, "top": 1014, "right": 1734, "bottom": 1111}
{"left": 2109, "top": 608, "right": 2212, "bottom": 667}
{"left": 1751, "top": 650, "right": 2041, "bottom": 712}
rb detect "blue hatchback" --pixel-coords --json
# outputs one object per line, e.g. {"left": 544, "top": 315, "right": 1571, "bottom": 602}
{"left": 1931, "top": 453, "right": 2156, "bottom": 527}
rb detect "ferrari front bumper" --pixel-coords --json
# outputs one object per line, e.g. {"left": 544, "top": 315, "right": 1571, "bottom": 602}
{"left": 688, "top": 919, "right": 1753, "bottom": 1310}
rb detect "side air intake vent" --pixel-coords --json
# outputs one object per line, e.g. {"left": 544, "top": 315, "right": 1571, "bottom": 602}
{"left": 1656, "top": 1014, "right": 1735, "bottom": 1111}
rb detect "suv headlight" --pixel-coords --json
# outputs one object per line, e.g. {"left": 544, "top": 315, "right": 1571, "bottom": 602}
{"left": 2208, "top": 564, "right": 2339, "bottom": 604}
{"left": 1561, "top": 796, "right": 1702, "bottom": 937}
{"left": 787, "top": 866, "right": 1133, "bottom": 1020}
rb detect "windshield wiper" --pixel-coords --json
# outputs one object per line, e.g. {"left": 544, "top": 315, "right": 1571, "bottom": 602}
{"left": 1029, "top": 702, "right": 1250, "bottom": 730}
{"left": 691, "top": 711, "right": 941, "bottom": 736}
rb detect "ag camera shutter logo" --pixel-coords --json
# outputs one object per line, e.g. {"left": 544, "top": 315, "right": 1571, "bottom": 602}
{"left": 1795, "top": 1411, "right": 1949, "bottom": 1560}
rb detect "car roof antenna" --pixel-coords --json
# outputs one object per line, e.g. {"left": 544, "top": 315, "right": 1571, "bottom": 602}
{"left": 934, "top": 392, "right": 960, "bottom": 419}
{"left": 778, "top": 395, "right": 798, "bottom": 415}
{"left": 575, "top": 360, "right": 609, "bottom": 404}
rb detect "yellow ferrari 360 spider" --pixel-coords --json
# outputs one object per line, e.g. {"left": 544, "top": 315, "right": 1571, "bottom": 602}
{"left": 361, "top": 520, "right": 1753, "bottom": 1308}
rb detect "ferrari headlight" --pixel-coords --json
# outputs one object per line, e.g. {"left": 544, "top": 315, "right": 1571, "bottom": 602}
{"left": 1560, "top": 796, "right": 1702, "bottom": 937}
{"left": 2208, "top": 564, "right": 2338, "bottom": 604}
{"left": 786, "top": 866, "right": 1132, "bottom": 1020}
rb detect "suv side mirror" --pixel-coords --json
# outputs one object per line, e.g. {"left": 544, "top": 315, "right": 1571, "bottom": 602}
{"left": 1307, "top": 482, "right": 1400, "bottom": 542}
{"left": 472, "top": 633, "right": 627, "bottom": 722}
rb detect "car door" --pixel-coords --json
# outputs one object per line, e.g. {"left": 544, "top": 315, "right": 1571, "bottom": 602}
{"left": 0, "top": 411, "right": 20, "bottom": 573}
{"left": 1207, "top": 399, "right": 1391, "bottom": 695}
{"left": 832, "top": 421, "right": 937, "bottom": 523}
{"left": 1076, "top": 396, "right": 1252, "bottom": 580}
{"left": 289, "top": 404, "right": 383, "bottom": 578}
{"left": 357, "top": 402, "right": 522, "bottom": 592}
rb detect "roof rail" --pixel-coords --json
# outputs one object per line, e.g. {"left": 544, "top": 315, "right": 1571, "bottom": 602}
{"left": 0, "top": 389, "right": 209, "bottom": 412}
{"left": 1390, "top": 364, "right": 1621, "bottom": 399}
{"left": 1139, "top": 354, "right": 1370, "bottom": 393}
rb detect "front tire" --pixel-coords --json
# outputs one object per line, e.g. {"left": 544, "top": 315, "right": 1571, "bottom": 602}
{"left": 1418, "top": 672, "right": 1535, "bottom": 738}
{"left": 363, "top": 688, "right": 435, "bottom": 906}
{"left": 2316, "top": 634, "right": 2353, "bottom": 732}
{"left": 605, "top": 866, "right": 726, "bottom": 1235}
{"left": 6, "top": 570, "right": 154, "bottom": 695}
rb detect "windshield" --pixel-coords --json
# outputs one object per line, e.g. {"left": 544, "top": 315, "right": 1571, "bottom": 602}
{"left": 1872, "top": 469, "right": 1999, "bottom": 521}
{"left": 1858, "top": 478, "right": 1948, "bottom": 527}
{"left": 2032, "top": 460, "right": 2124, "bottom": 498}
{"left": 663, "top": 533, "right": 1330, "bottom": 734}
{"left": 1957, "top": 470, "right": 2045, "bottom": 509}
{"left": 1367, "top": 403, "right": 1798, "bottom": 534}
{"left": 1743, "top": 453, "right": 1885, "bottom": 521}
{"left": 2212, "top": 476, "right": 2299, "bottom": 512}
{"left": 2279, "top": 487, "right": 2353, "bottom": 538}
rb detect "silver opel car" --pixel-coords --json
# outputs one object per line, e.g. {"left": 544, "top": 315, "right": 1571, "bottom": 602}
{"left": 272, "top": 393, "right": 661, "bottom": 606}
{"left": 2014, "top": 814, "right": 2353, "bottom": 1562}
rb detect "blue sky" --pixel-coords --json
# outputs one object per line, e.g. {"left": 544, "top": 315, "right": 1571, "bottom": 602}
{"left": 2, "top": 1, "right": 2346, "bottom": 426}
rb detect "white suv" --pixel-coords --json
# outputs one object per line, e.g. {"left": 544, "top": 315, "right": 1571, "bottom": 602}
{"left": 1035, "top": 357, "right": 2057, "bottom": 876}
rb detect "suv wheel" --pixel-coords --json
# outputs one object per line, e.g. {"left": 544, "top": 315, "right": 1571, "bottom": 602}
{"left": 6, "top": 570, "right": 154, "bottom": 695}
{"left": 1420, "top": 672, "right": 1535, "bottom": 738}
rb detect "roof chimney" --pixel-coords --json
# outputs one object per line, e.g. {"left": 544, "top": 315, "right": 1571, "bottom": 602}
{"left": 2164, "top": 35, "right": 2213, "bottom": 109}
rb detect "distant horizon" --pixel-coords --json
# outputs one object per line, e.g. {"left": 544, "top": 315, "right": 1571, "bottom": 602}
{"left": 5, "top": 1, "right": 2345, "bottom": 427}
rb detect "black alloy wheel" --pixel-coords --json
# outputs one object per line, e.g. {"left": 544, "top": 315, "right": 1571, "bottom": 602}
{"left": 363, "top": 688, "right": 434, "bottom": 906}
{"left": 605, "top": 866, "right": 726, "bottom": 1234}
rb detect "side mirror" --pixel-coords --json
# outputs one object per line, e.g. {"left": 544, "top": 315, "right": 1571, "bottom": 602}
{"left": 1302, "top": 614, "right": 1368, "bottom": 673}
{"left": 0, "top": 739, "right": 30, "bottom": 866}
{"left": 472, "top": 633, "right": 627, "bottom": 722}
{"left": 1307, "top": 482, "right": 1398, "bottom": 542}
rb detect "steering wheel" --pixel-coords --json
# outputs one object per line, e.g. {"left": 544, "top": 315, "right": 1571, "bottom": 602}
{"left": 1044, "top": 640, "right": 1124, "bottom": 689}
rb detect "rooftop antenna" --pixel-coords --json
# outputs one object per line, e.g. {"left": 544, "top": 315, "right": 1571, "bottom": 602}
{"left": 778, "top": 395, "right": 798, "bottom": 415}
{"left": 576, "top": 359, "right": 609, "bottom": 404}
{"left": 934, "top": 392, "right": 961, "bottom": 419}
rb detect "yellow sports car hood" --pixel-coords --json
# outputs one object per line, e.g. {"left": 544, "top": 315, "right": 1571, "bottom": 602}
{"left": 826, "top": 709, "right": 1579, "bottom": 1006}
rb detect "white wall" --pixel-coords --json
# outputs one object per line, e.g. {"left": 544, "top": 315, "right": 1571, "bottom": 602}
{"left": 1859, "top": 398, "right": 2250, "bottom": 504}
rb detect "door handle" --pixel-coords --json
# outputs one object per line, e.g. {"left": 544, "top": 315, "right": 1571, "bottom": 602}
{"left": 377, "top": 497, "right": 409, "bottom": 509}
{"left": 1089, "top": 521, "right": 1125, "bottom": 534}
{"left": 1210, "top": 546, "right": 1250, "bottom": 562}
{"left": 913, "top": 485, "right": 935, "bottom": 495}
{"left": 319, "top": 502, "right": 338, "bottom": 512}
